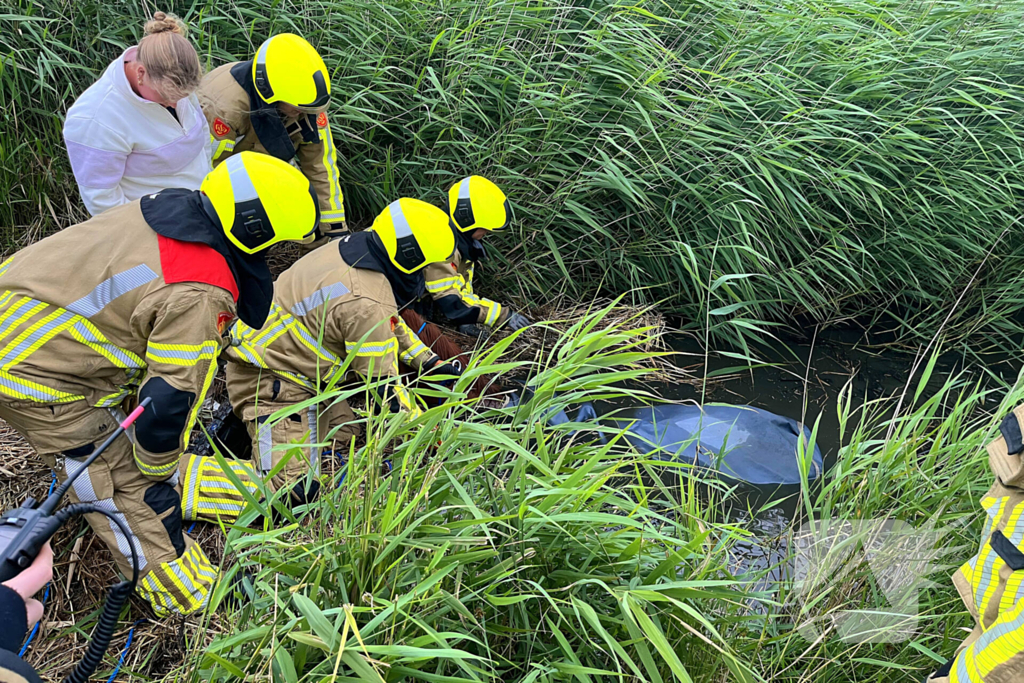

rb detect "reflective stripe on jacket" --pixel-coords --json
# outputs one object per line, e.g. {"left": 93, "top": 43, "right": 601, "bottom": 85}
{"left": 938, "top": 404, "right": 1024, "bottom": 682}
{"left": 224, "top": 243, "right": 417, "bottom": 414}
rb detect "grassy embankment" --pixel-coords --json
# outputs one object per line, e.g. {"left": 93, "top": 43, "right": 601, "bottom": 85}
{"left": 1, "top": 0, "right": 1023, "bottom": 681}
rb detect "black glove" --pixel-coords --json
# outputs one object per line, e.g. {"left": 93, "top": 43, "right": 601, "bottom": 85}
{"left": 457, "top": 324, "right": 486, "bottom": 339}
{"left": 424, "top": 356, "right": 463, "bottom": 377}
{"left": 505, "top": 312, "right": 531, "bottom": 331}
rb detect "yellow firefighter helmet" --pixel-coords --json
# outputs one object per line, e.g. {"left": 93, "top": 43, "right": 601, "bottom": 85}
{"left": 201, "top": 151, "right": 320, "bottom": 254}
{"left": 447, "top": 176, "right": 511, "bottom": 232}
{"left": 371, "top": 198, "right": 456, "bottom": 274}
{"left": 252, "top": 34, "right": 330, "bottom": 111}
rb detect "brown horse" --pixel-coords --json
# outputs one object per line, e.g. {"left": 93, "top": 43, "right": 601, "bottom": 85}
{"left": 398, "top": 309, "right": 501, "bottom": 403}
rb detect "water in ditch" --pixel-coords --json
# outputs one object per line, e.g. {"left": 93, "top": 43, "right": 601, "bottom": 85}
{"left": 604, "top": 326, "right": 1021, "bottom": 602}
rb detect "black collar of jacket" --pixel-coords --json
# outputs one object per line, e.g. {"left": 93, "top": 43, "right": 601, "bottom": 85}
{"left": 337, "top": 231, "right": 425, "bottom": 308}
{"left": 140, "top": 189, "right": 275, "bottom": 328}
{"left": 229, "top": 61, "right": 319, "bottom": 161}
{"left": 454, "top": 227, "right": 487, "bottom": 264}
{"left": 440, "top": 196, "right": 486, "bottom": 263}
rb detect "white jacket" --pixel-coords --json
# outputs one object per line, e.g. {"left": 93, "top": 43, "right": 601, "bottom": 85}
{"left": 63, "top": 47, "right": 211, "bottom": 216}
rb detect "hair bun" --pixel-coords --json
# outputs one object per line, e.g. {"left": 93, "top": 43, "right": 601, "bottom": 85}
{"left": 144, "top": 11, "right": 186, "bottom": 36}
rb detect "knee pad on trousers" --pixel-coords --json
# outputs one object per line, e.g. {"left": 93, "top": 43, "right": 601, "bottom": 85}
{"left": 144, "top": 482, "right": 185, "bottom": 557}
{"left": 288, "top": 478, "right": 321, "bottom": 507}
{"left": 181, "top": 453, "right": 259, "bottom": 523}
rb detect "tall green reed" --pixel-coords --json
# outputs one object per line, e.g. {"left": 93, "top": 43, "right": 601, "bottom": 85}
{"left": 170, "top": 305, "right": 761, "bottom": 682}
{"left": 738, "top": 361, "right": 1024, "bottom": 681}
{"left": 3, "top": 0, "right": 1024, "bottom": 347}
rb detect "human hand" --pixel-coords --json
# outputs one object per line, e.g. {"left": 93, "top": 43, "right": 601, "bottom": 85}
{"left": 3, "top": 542, "right": 53, "bottom": 627}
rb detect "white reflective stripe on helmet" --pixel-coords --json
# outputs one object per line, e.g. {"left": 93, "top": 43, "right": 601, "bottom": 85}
{"left": 255, "top": 39, "right": 271, "bottom": 68}
{"left": 225, "top": 155, "right": 259, "bottom": 202}
{"left": 389, "top": 200, "right": 413, "bottom": 239}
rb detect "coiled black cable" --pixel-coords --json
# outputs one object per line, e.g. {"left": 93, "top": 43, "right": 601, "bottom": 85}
{"left": 53, "top": 504, "right": 140, "bottom": 683}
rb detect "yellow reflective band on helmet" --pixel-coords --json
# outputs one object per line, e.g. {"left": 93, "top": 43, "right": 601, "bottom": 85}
{"left": 371, "top": 198, "right": 455, "bottom": 274}
{"left": 201, "top": 151, "right": 320, "bottom": 255}
{"left": 252, "top": 34, "right": 330, "bottom": 109}
{"left": 448, "top": 176, "right": 510, "bottom": 232}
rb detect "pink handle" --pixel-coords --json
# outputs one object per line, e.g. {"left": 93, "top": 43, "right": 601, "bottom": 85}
{"left": 120, "top": 403, "right": 147, "bottom": 429}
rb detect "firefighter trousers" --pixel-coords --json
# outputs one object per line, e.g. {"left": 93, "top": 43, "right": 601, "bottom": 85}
{"left": 241, "top": 393, "right": 358, "bottom": 494}
{"left": 0, "top": 399, "right": 257, "bottom": 617}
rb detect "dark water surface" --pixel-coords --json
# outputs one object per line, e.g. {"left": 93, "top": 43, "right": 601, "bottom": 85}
{"left": 608, "top": 327, "right": 1021, "bottom": 583}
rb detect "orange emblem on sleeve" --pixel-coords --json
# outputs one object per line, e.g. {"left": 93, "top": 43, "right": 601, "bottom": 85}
{"left": 317, "top": 112, "right": 328, "bottom": 128}
{"left": 212, "top": 117, "right": 230, "bottom": 137}
{"left": 390, "top": 316, "right": 397, "bottom": 331}
{"left": 217, "top": 311, "right": 236, "bottom": 335}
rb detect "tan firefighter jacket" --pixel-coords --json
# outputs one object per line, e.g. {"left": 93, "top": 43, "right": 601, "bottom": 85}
{"left": 224, "top": 242, "right": 418, "bottom": 414}
{"left": 424, "top": 249, "right": 507, "bottom": 328}
{"left": 0, "top": 200, "right": 237, "bottom": 480}
{"left": 934, "top": 403, "right": 1024, "bottom": 682}
{"left": 197, "top": 62, "right": 347, "bottom": 227}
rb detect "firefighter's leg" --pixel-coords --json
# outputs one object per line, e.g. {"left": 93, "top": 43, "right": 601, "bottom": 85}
{"left": 0, "top": 400, "right": 217, "bottom": 616}
{"left": 323, "top": 396, "right": 360, "bottom": 455}
{"left": 245, "top": 399, "right": 324, "bottom": 496}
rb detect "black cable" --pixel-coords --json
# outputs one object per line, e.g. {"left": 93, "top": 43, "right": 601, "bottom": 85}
{"left": 52, "top": 505, "right": 139, "bottom": 683}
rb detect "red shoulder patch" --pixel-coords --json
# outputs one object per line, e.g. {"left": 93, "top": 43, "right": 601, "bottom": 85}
{"left": 316, "top": 112, "right": 328, "bottom": 128}
{"left": 212, "top": 117, "right": 230, "bottom": 137}
{"left": 157, "top": 235, "right": 239, "bottom": 302}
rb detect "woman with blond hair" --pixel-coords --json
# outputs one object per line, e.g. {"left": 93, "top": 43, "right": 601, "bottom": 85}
{"left": 63, "top": 12, "right": 211, "bottom": 216}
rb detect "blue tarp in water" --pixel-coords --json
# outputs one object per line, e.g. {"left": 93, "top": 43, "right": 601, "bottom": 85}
{"left": 623, "top": 404, "right": 824, "bottom": 485}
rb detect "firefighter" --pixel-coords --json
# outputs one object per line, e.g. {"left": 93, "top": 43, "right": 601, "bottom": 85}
{"left": 0, "top": 151, "right": 319, "bottom": 616}
{"left": 224, "top": 198, "right": 456, "bottom": 496}
{"left": 423, "top": 176, "right": 530, "bottom": 337}
{"left": 926, "top": 404, "right": 1024, "bottom": 682}
{"left": 197, "top": 33, "right": 348, "bottom": 242}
